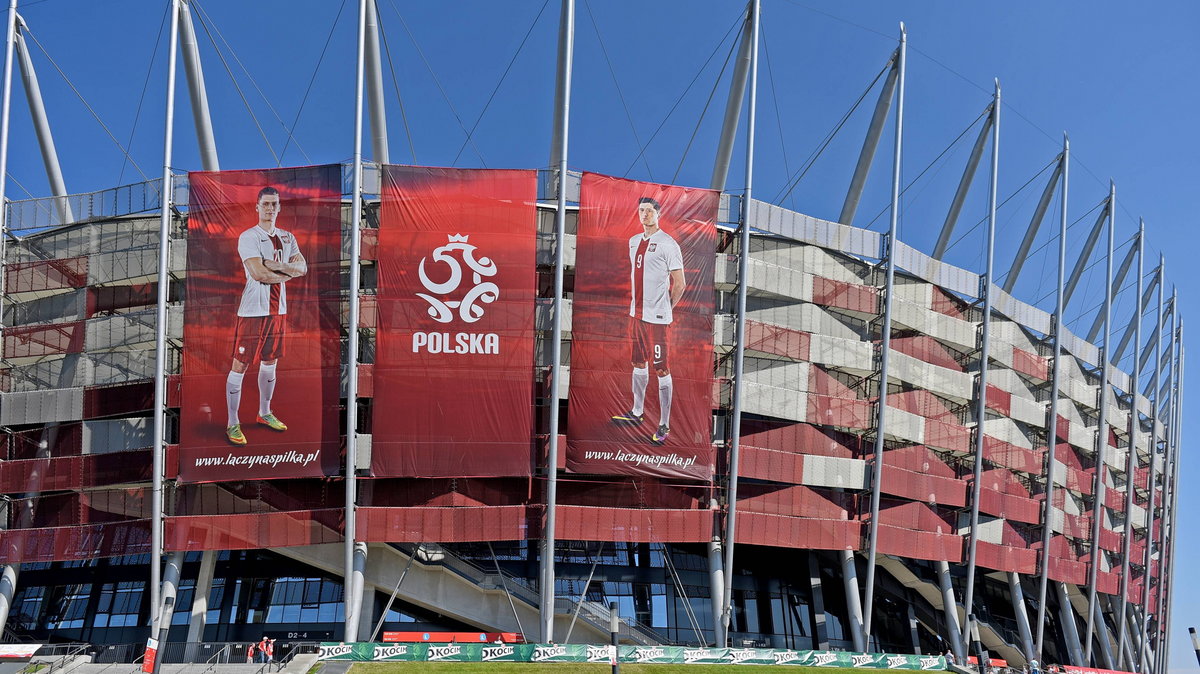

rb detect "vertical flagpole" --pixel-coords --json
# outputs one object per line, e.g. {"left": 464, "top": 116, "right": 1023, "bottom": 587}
{"left": 150, "top": 0, "right": 181, "bottom": 634}
{"left": 343, "top": 0, "right": 367, "bottom": 642}
{"left": 0, "top": 0, "right": 18, "bottom": 635}
{"left": 0, "top": 0, "right": 16, "bottom": 263}
{"left": 862, "top": 23, "right": 904, "bottom": 648}
{"left": 1153, "top": 292, "right": 1177, "bottom": 673}
{"left": 962, "top": 79, "right": 999, "bottom": 635}
{"left": 541, "top": 0, "right": 573, "bottom": 644}
{"left": 1116, "top": 222, "right": 1144, "bottom": 668}
{"left": 1137, "top": 258, "right": 1164, "bottom": 668}
{"left": 1035, "top": 135, "right": 1067, "bottom": 661}
{"left": 1084, "top": 181, "right": 1115, "bottom": 664}
{"left": 720, "top": 0, "right": 758, "bottom": 648}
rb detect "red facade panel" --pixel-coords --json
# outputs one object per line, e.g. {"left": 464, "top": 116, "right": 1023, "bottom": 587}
{"left": 555, "top": 506, "right": 711, "bottom": 543}
{"left": 876, "top": 524, "right": 962, "bottom": 562}
{"left": 982, "top": 436, "right": 1043, "bottom": 475}
{"left": 734, "top": 512, "right": 860, "bottom": 550}
{"left": 1012, "top": 348, "right": 1049, "bottom": 381}
{"left": 738, "top": 445, "right": 804, "bottom": 483}
{"left": 890, "top": 335, "right": 963, "bottom": 372}
{"left": 811, "top": 276, "right": 877, "bottom": 314}
{"left": 737, "top": 485, "right": 850, "bottom": 519}
{"left": 1047, "top": 555, "right": 1089, "bottom": 585}
{"left": 4, "top": 257, "right": 87, "bottom": 295}
{"left": 978, "top": 488, "right": 1040, "bottom": 524}
{"left": 931, "top": 287, "right": 965, "bottom": 319}
{"left": 360, "top": 228, "right": 378, "bottom": 261}
{"left": 1063, "top": 513, "right": 1092, "bottom": 541}
{"left": 1099, "top": 528, "right": 1121, "bottom": 553}
{"left": 5, "top": 423, "right": 82, "bottom": 459}
{"left": 356, "top": 505, "right": 530, "bottom": 543}
{"left": 889, "top": 390, "right": 956, "bottom": 422}
{"left": 0, "top": 520, "right": 150, "bottom": 564}
{"left": 744, "top": 320, "right": 810, "bottom": 361}
{"left": 877, "top": 500, "right": 955, "bottom": 533}
{"left": 167, "top": 510, "right": 342, "bottom": 550}
{"left": 883, "top": 445, "right": 956, "bottom": 478}
{"left": 984, "top": 385, "right": 1011, "bottom": 417}
{"left": 3, "top": 321, "right": 85, "bottom": 359}
{"left": 1102, "top": 483, "right": 1125, "bottom": 510}
{"left": 1096, "top": 571, "right": 1119, "bottom": 596}
{"left": 0, "top": 450, "right": 151, "bottom": 493}
{"left": 358, "top": 295, "right": 377, "bottom": 329}
{"left": 83, "top": 381, "right": 154, "bottom": 419}
{"left": 880, "top": 465, "right": 967, "bottom": 508}
{"left": 89, "top": 283, "right": 156, "bottom": 316}
{"left": 975, "top": 541, "right": 1037, "bottom": 574}
{"left": 925, "top": 419, "right": 971, "bottom": 453}
{"left": 740, "top": 421, "right": 859, "bottom": 459}
{"left": 807, "top": 394, "right": 871, "bottom": 430}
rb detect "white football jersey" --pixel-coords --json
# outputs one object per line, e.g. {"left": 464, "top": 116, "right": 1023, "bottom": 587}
{"left": 236, "top": 225, "right": 300, "bottom": 317}
{"left": 628, "top": 229, "right": 683, "bottom": 325}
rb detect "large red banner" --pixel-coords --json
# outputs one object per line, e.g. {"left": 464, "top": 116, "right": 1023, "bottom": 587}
{"left": 567, "top": 174, "right": 718, "bottom": 480}
{"left": 374, "top": 166, "right": 537, "bottom": 477}
{"left": 179, "top": 166, "right": 341, "bottom": 482}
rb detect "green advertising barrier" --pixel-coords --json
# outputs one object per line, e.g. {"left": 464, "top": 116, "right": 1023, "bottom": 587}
{"left": 319, "top": 642, "right": 947, "bottom": 669}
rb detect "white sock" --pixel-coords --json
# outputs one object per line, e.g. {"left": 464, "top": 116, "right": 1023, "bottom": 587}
{"left": 631, "top": 367, "right": 649, "bottom": 416}
{"left": 258, "top": 362, "right": 278, "bottom": 417}
{"left": 226, "top": 371, "right": 245, "bottom": 427}
{"left": 658, "top": 374, "right": 673, "bottom": 428}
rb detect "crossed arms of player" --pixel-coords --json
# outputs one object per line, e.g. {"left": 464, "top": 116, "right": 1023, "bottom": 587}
{"left": 245, "top": 253, "right": 307, "bottom": 284}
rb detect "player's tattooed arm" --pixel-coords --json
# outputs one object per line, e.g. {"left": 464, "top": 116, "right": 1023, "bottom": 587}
{"left": 669, "top": 268, "right": 686, "bottom": 306}
{"left": 244, "top": 257, "right": 291, "bottom": 284}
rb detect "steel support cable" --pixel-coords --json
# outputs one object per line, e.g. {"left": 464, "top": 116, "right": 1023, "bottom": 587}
{"left": 450, "top": 0, "right": 551, "bottom": 167}
{"left": 862, "top": 108, "right": 989, "bottom": 231}
{"left": 1058, "top": 231, "right": 1137, "bottom": 328}
{"left": 629, "top": 480, "right": 703, "bottom": 645}
{"left": 372, "top": 7, "right": 415, "bottom": 163}
{"left": 671, "top": 32, "right": 740, "bottom": 184}
{"left": 785, "top": 0, "right": 1148, "bottom": 236}
{"left": 772, "top": 61, "right": 889, "bottom": 204}
{"left": 21, "top": 26, "right": 152, "bottom": 183}
{"left": 374, "top": 21, "right": 417, "bottom": 163}
{"left": 621, "top": 9, "right": 744, "bottom": 178}
{"left": 1025, "top": 198, "right": 1108, "bottom": 307}
{"left": 760, "top": 25, "right": 792, "bottom": 206}
{"left": 191, "top": 0, "right": 309, "bottom": 164}
{"left": 187, "top": 4, "right": 279, "bottom": 165}
{"left": 385, "top": 0, "right": 486, "bottom": 166}
{"left": 583, "top": 0, "right": 652, "bottom": 180}
{"left": 118, "top": 1, "right": 170, "bottom": 186}
{"left": 940, "top": 156, "right": 1057, "bottom": 257}
{"left": 277, "top": 0, "right": 348, "bottom": 164}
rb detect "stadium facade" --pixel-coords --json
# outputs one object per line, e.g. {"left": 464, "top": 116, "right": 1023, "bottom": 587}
{"left": 0, "top": 1, "right": 1183, "bottom": 673}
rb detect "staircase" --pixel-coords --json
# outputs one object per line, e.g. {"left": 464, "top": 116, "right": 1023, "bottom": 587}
{"left": 273, "top": 542, "right": 664, "bottom": 645}
{"left": 877, "top": 556, "right": 1025, "bottom": 665}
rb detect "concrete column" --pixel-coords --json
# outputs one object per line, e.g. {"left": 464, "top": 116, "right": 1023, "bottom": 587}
{"left": 907, "top": 601, "right": 922, "bottom": 655}
{"left": 158, "top": 551, "right": 185, "bottom": 630}
{"left": 1056, "top": 583, "right": 1085, "bottom": 666}
{"left": 0, "top": 565, "right": 19, "bottom": 635}
{"left": 1007, "top": 572, "right": 1035, "bottom": 661}
{"left": 839, "top": 550, "right": 866, "bottom": 651}
{"left": 1092, "top": 598, "right": 1115, "bottom": 669}
{"left": 185, "top": 550, "right": 217, "bottom": 647}
{"left": 936, "top": 560, "right": 966, "bottom": 662}
{"left": 808, "top": 552, "right": 829, "bottom": 650}
{"left": 707, "top": 536, "right": 725, "bottom": 647}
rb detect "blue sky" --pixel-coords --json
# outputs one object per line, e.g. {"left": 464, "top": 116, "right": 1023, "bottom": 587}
{"left": 4, "top": 0, "right": 1197, "bottom": 668}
